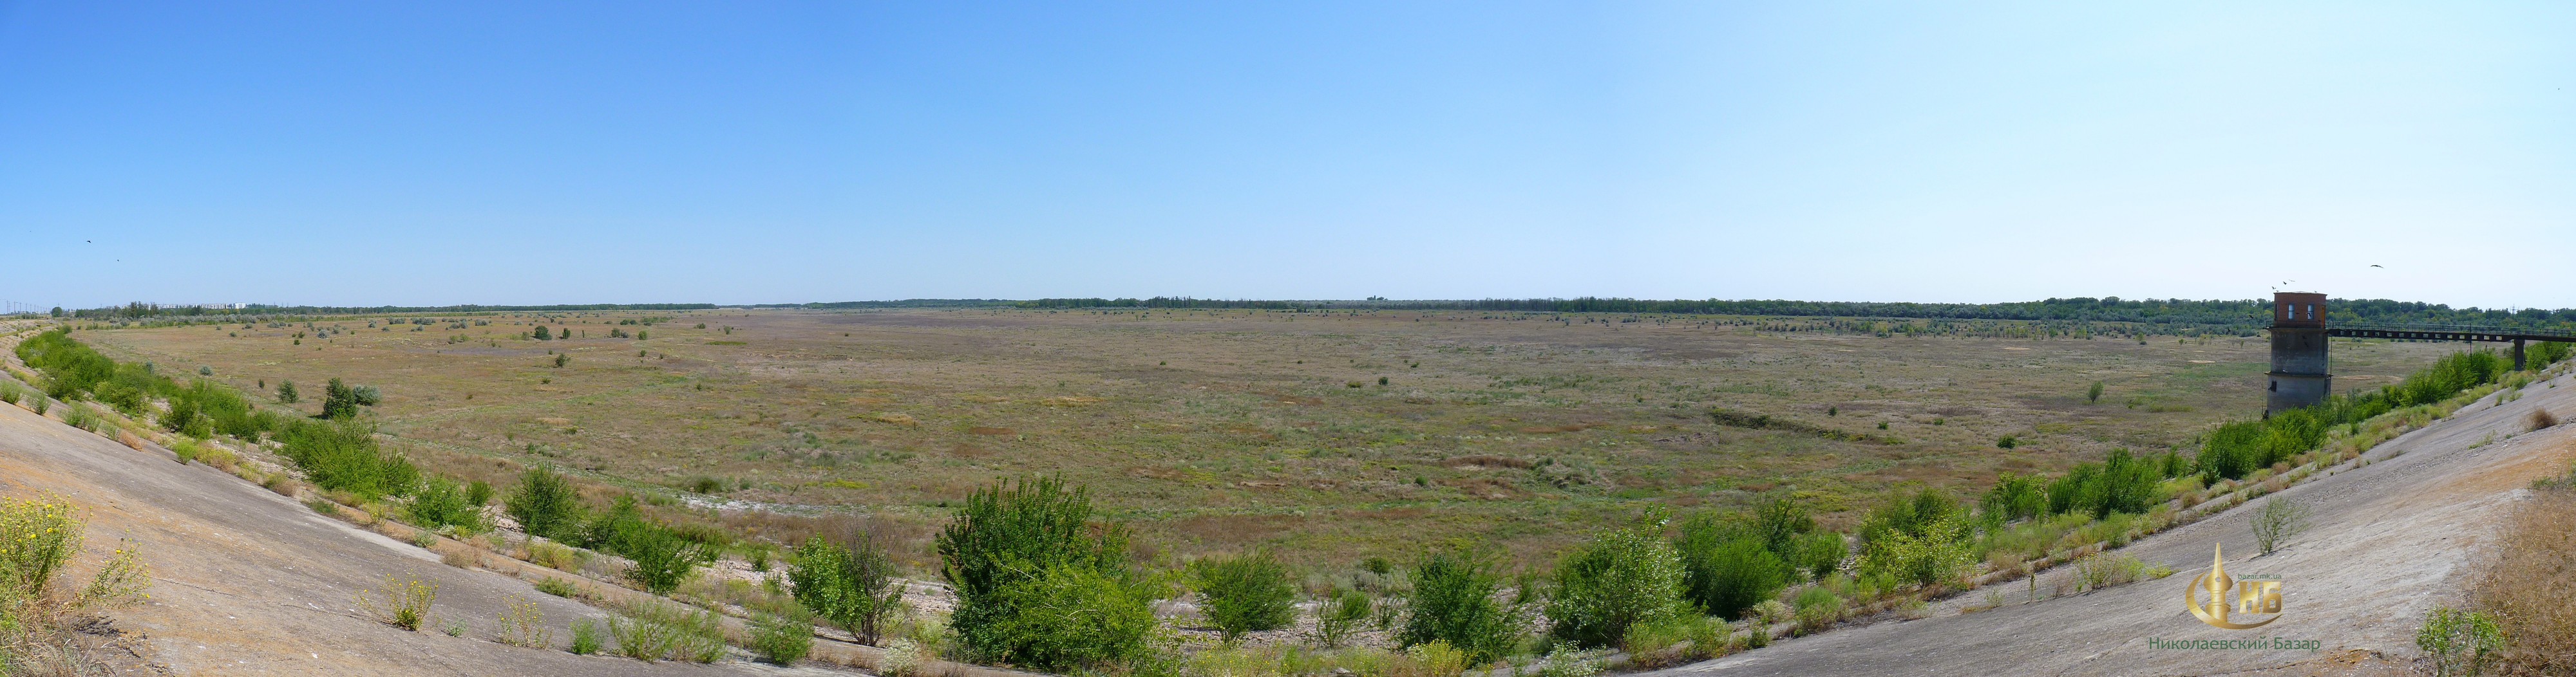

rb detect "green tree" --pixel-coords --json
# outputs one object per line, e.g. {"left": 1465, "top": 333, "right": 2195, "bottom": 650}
{"left": 276, "top": 379, "right": 299, "bottom": 403}
{"left": 1191, "top": 552, "right": 1297, "bottom": 642}
{"left": 2087, "top": 381, "right": 2105, "bottom": 403}
{"left": 320, "top": 378, "right": 370, "bottom": 420}
{"left": 1546, "top": 519, "right": 1686, "bottom": 647}
{"left": 533, "top": 326, "right": 552, "bottom": 340}
{"left": 505, "top": 467, "right": 585, "bottom": 541}
{"left": 788, "top": 535, "right": 904, "bottom": 644}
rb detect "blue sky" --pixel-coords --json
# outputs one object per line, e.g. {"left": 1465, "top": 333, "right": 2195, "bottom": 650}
{"left": 1, "top": 2, "right": 2569, "bottom": 309}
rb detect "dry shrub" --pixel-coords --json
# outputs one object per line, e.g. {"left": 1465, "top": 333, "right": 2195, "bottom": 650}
{"left": 440, "top": 545, "right": 478, "bottom": 570}
{"left": 2529, "top": 409, "right": 2559, "bottom": 432}
{"left": 2474, "top": 485, "right": 2576, "bottom": 674}
{"left": 115, "top": 429, "right": 146, "bottom": 450}
{"left": 263, "top": 472, "right": 303, "bottom": 497}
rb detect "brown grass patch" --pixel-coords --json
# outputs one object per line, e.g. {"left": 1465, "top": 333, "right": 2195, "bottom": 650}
{"left": 115, "top": 430, "right": 146, "bottom": 450}
{"left": 1516, "top": 423, "right": 1594, "bottom": 434}
{"left": 958, "top": 394, "right": 1007, "bottom": 403}
{"left": 2529, "top": 409, "right": 2559, "bottom": 431}
{"left": 1037, "top": 396, "right": 1103, "bottom": 407}
{"left": 535, "top": 417, "right": 571, "bottom": 425}
{"left": 949, "top": 443, "right": 992, "bottom": 458}
{"left": 1441, "top": 455, "right": 1535, "bottom": 470}
{"left": 1443, "top": 477, "right": 1525, "bottom": 500}
{"left": 869, "top": 413, "right": 919, "bottom": 426}
{"left": 967, "top": 426, "right": 1014, "bottom": 436}
{"left": 2474, "top": 483, "right": 2576, "bottom": 674}
{"left": 848, "top": 396, "right": 894, "bottom": 405}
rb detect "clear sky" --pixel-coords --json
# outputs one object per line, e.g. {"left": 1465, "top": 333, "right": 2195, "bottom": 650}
{"left": 2, "top": 2, "right": 2569, "bottom": 310}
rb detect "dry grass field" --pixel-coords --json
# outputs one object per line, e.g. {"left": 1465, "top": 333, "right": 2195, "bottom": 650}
{"left": 73, "top": 308, "right": 2462, "bottom": 571}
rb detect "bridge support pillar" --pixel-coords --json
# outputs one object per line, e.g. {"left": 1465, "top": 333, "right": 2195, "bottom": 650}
{"left": 2515, "top": 338, "right": 2526, "bottom": 371}
{"left": 2268, "top": 292, "right": 2331, "bottom": 416}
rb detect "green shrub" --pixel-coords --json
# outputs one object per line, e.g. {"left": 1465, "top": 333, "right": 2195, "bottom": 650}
{"left": 567, "top": 618, "right": 601, "bottom": 654}
{"left": 1789, "top": 530, "right": 1847, "bottom": 580}
{"left": 464, "top": 480, "right": 495, "bottom": 508}
{"left": 276, "top": 418, "right": 419, "bottom": 499}
{"left": 1858, "top": 488, "right": 1960, "bottom": 549}
{"left": 1858, "top": 515, "right": 1973, "bottom": 587}
{"left": 972, "top": 564, "right": 1156, "bottom": 671}
{"left": 276, "top": 379, "right": 299, "bottom": 403}
{"left": 534, "top": 577, "right": 579, "bottom": 598}
{"left": 0, "top": 380, "right": 21, "bottom": 404}
{"left": 1546, "top": 520, "right": 1686, "bottom": 647}
{"left": 1791, "top": 586, "right": 1844, "bottom": 632}
{"left": 1312, "top": 588, "right": 1372, "bottom": 647}
{"left": 938, "top": 476, "right": 1149, "bottom": 669}
{"left": 2418, "top": 606, "right": 2504, "bottom": 677}
{"left": 320, "top": 377, "right": 378, "bottom": 420}
{"left": 599, "top": 508, "right": 706, "bottom": 594}
{"left": 1399, "top": 549, "right": 1525, "bottom": 665}
{"left": 506, "top": 467, "right": 585, "bottom": 541}
{"left": 1674, "top": 515, "right": 1790, "bottom": 620}
{"left": 752, "top": 609, "right": 817, "bottom": 665}
{"left": 406, "top": 476, "right": 487, "bottom": 533}
{"left": 789, "top": 534, "right": 904, "bottom": 644}
{"left": 1192, "top": 551, "right": 1298, "bottom": 642}
{"left": 1980, "top": 472, "right": 2047, "bottom": 523}
{"left": 611, "top": 600, "right": 726, "bottom": 662}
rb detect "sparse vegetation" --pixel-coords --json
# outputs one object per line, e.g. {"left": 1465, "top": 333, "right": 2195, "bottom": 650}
{"left": 357, "top": 571, "right": 440, "bottom": 631}
{"left": 751, "top": 608, "right": 817, "bottom": 665}
{"left": 2418, "top": 605, "right": 2505, "bottom": 677}
{"left": 497, "top": 593, "right": 553, "bottom": 648}
{"left": 2250, "top": 496, "right": 2310, "bottom": 555}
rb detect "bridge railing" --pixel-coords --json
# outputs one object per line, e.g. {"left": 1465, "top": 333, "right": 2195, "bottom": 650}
{"left": 2324, "top": 321, "right": 2576, "bottom": 342}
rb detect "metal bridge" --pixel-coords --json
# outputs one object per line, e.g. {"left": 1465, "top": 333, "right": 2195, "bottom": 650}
{"left": 2268, "top": 292, "right": 2576, "bottom": 415}
{"left": 2324, "top": 321, "right": 2576, "bottom": 371}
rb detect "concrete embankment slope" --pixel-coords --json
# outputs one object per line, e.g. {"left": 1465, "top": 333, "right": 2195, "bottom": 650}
{"left": 1656, "top": 371, "right": 2576, "bottom": 677}
{"left": 0, "top": 400, "right": 835, "bottom": 676}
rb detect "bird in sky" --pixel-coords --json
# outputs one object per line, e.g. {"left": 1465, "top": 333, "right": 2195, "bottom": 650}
{"left": 2369, "top": 264, "right": 2383, "bottom": 268}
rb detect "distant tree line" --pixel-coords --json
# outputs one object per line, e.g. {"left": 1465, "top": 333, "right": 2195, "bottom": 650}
{"left": 1009, "top": 296, "right": 2576, "bottom": 336}
{"left": 68, "top": 302, "right": 715, "bottom": 319}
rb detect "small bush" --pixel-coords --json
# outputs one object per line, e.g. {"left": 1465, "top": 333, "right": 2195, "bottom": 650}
{"left": 1547, "top": 519, "right": 1687, "bottom": 648}
{"left": 357, "top": 572, "right": 439, "bottom": 631}
{"left": 1620, "top": 614, "right": 1729, "bottom": 669}
{"left": 973, "top": 564, "right": 1157, "bottom": 671}
{"left": 506, "top": 467, "right": 585, "bottom": 541}
{"left": 2530, "top": 409, "right": 2559, "bottom": 431}
{"left": 407, "top": 476, "right": 488, "bottom": 533}
{"left": 1311, "top": 588, "right": 1372, "bottom": 647}
{"left": 938, "top": 476, "right": 1149, "bottom": 669}
{"left": 1674, "top": 515, "right": 1790, "bottom": 620}
{"left": 788, "top": 533, "right": 904, "bottom": 644}
{"left": 877, "top": 637, "right": 927, "bottom": 676}
{"left": 568, "top": 618, "right": 602, "bottom": 654}
{"left": 2250, "top": 496, "right": 2311, "bottom": 555}
{"left": 751, "top": 609, "right": 817, "bottom": 665}
{"left": 2417, "top": 606, "right": 2504, "bottom": 677}
{"left": 611, "top": 600, "right": 726, "bottom": 662}
{"left": 1792, "top": 586, "right": 1843, "bottom": 633}
{"left": 497, "top": 593, "right": 553, "bottom": 648}
{"left": 1193, "top": 551, "right": 1299, "bottom": 642}
{"left": 529, "top": 541, "right": 587, "bottom": 571}
{"left": 1399, "top": 550, "right": 1525, "bottom": 665}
